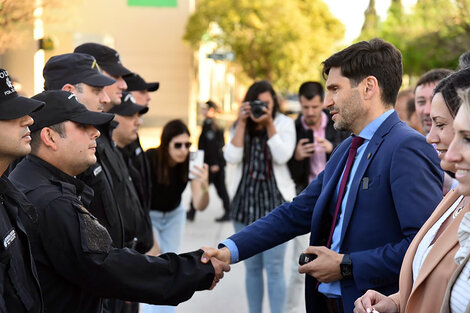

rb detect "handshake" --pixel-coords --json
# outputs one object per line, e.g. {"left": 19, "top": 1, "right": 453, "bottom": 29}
{"left": 199, "top": 246, "right": 232, "bottom": 290}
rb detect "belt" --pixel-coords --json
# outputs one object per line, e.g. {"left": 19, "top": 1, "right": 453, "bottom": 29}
{"left": 324, "top": 297, "right": 344, "bottom": 313}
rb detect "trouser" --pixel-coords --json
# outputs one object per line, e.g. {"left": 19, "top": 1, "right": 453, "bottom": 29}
{"left": 285, "top": 234, "right": 310, "bottom": 313}
{"left": 140, "top": 204, "right": 186, "bottom": 313}
{"left": 234, "top": 221, "right": 287, "bottom": 313}
{"left": 209, "top": 167, "right": 230, "bottom": 213}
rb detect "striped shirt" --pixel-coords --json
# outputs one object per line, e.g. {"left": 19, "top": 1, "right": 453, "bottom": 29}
{"left": 231, "top": 131, "right": 284, "bottom": 225}
{"left": 450, "top": 212, "right": 470, "bottom": 312}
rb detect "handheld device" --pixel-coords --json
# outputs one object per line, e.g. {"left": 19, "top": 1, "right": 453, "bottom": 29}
{"left": 189, "top": 150, "right": 204, "bottom": 180}
{"left": 249, "top": 99, "right": 268, "bottom": 118}
{"left": 298, "top": 253, "right": 317, "bottom": 265}
{"left": 303, "top": 129, "right": 314, "bottom": 144}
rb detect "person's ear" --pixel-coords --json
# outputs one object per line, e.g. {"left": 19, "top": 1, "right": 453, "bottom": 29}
{"left": 61, "top": 84, "right": 75, "bottom": 93}
{"left": 363, "top": 76, "right": 378, "bottom": 100}
{"left": 40, "top": 127, "right": 59, "bottom": 151}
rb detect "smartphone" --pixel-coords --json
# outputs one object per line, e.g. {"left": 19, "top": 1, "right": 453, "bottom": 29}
{"left": 189, "top": 150, "right": 204, "bottom": 180}
{"left": 298, "top": 253, "right": 317, "bottom": 265}
{"left": 302, "top": 129, "right": 314, "bottom": 144}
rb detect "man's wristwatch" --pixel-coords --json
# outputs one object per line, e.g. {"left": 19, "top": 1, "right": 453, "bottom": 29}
{"left": 340, "top": 254, "right": 353, "bottom": 279}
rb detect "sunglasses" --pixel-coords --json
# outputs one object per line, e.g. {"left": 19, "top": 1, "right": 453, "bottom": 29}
{"left": 173, "top": 142, "right": 192, "bottom": 149}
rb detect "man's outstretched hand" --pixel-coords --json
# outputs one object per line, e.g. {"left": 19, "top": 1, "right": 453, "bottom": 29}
{"left": 201, "top": 246, "right": 231, "bottom": 289}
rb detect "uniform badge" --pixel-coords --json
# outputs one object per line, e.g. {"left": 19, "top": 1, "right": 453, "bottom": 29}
{"left": 93, "top": 165, "right": 102, "bottom": 176}
{"left": 135, "top": 147, "right": 142, "bottom": 156}
{"left": 2, "top": 228, "right": 16, "bottom": 249}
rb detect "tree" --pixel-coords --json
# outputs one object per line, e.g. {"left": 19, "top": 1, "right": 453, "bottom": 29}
{"left": 357, "top": 0, "right": 379, "bottom": 41}
{"left": 0, "top": 0, "right": 70, "bottom": 53}
{"left": 378, "top": 0, "right": 470, "bottom": 76}
{"left": 184, "top": 0, "right": 344, "bottom": 91}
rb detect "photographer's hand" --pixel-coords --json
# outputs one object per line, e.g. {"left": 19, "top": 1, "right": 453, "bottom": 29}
{"left": 238, "top": 102, "right": 251, "bottom": 123}
{"left": 231, "top": 103, "right": 251, "bottom": 148}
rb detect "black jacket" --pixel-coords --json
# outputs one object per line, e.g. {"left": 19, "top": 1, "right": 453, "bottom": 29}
{"left": 287, "top": 111, "right": 349, "bottom": 193}
{"left": 10, "top": 156, "right": 215, "bottom": 313}
{"left": 119, "top": 136, "right": 152, "bottom": 214}
{"left": 78, "top": 161, "right": 125, "bottom": 249}
{"left": 96, "top": 122, "right": 153, "bottom": 253}
{"left": 198, "top": 118, "right": 226, "bottom": 167}
{"left": 0, "top": 175, "right": 43, "bottom": 313}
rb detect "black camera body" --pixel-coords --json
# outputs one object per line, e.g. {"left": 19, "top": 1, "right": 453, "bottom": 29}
{"left": 249, "top": 100, "right": 268, "bottom": 118}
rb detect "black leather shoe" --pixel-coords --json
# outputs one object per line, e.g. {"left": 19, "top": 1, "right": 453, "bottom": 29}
{"left": 186, "top": 209, "right": 195, "bottom": 221}
{"left": 215, "top": 212, "right": 230, "bottom": 222}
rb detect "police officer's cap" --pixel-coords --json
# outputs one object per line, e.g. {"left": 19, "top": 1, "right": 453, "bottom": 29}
{"left": 124, "top": 73, "right": 159, "bottom": 92}
{"left": 108, "top": 92, "right": 148, "bottom": 116}
{"left": 44, "top": 53, "right": 116, "bottom": 91}
{"left": 74, "top": 43, "right": 132, "bottom": 77}
{"left": 0, "top": 68, "right": 44, "bottom": 120}
{"left": 29, "top": 90, "right": 114, "bottom": 132}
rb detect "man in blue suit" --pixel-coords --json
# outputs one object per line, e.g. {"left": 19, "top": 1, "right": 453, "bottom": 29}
{"left": 202, "top": 38, "right": 443, "bottom": 313}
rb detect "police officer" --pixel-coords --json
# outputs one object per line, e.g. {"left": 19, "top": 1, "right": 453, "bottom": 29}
{"left": 109, "top": 92, "right": 152, "bottom": 217}
{"left": 74, "top": 42, "right": 130, "bottom": 109}
{"left": 0, "top": 68, "right": 44, "bottom": 313}
{"left": 43, "top": 53, "right": 126, "bottom": 250}
{"left": 124, "top": 72, "right": 159, "bottom": 107}
{"left": 122, "top": 73, "right": 159, "bottom": 214}
{"left": 187, "top": 100, "right": 230, "bottom": 222}
{"left": 72, "top": 44, "right": 154, "bottom": 255}
{"left": 9, "top": 90, "right": 229, "bottom": 313}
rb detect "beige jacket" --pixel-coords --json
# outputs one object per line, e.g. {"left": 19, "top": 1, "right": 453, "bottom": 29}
{"left": 389, "top": 190, "right": 469, "bottom": 313}
{"left": 439, "top": 241, "right": 470, "bottom": 313}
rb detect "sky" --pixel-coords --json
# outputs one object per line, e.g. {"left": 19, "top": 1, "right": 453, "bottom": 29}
{"left": 325, "top": 0, "right": 418, "bottom": 43}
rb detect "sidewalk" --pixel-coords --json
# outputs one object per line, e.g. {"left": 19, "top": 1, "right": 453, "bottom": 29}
{"left": 175, "top": 186, "right": 305, "bottom": 313}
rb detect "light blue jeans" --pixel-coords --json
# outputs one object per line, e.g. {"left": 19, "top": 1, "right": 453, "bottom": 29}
{"left": 140, "top": 203, "right": 186, "bottom": 313}
{"left": 234, "top": 221, "right": 287, "bottom": 313}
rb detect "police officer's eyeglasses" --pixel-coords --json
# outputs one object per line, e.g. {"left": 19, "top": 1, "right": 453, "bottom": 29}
{"left": 173, "top": 142, "right": 191, "bottom": 149}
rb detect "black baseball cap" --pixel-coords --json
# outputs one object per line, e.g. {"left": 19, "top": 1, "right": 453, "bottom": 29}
{"left": 30, "top": 90, "right": 114, "bottom": 132}
{"left": 108, "top": 92, "right": 148, "bottom": 116}
{"left": 124, "top": 73, "right": 159, "bottom": 92}
{"left": 43, "top": 53, "right": 116, "bottom": 90}
{"left": 0, "top": 69, "right": 44, "bottom": 120}
{"left": 205, "top": 100, "right": 219, "bottom": 110}
{"left": 74, "top": 43, "right": 132, "bottom": 77}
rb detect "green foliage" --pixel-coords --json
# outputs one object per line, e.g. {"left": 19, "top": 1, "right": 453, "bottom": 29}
{"left": 357, "top": 0, "right": 380, "bottom": 41}
{"left": 358, "top": 0, "right": 470, "bottom": 78}
{"left": 184, "top": 0, "right": 344, "bottom": 92}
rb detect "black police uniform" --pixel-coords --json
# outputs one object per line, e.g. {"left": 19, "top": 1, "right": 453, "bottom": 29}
{"left": 119, "top": 136, "right": 152, "bottom": 213}
{"left": 10, "top": 155, "right": 214, "bottom": 313}
{"left": 0, "top": 175, "right": 43, "bottom": 313}
{"left": 96, "top": 122, "right": 153, "bottom": 253}
{"left": 78, "top": 161, "right": 125, "bottom": 249}
{"left": 198, "top": 117, "right": 230, "bottom": 214}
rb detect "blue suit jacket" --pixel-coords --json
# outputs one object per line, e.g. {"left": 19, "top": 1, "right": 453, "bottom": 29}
{"left": 229, "top": 112, "right": 443, "bottom": 313}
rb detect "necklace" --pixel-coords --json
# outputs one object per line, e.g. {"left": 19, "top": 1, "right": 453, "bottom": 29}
{"left": 454, "top": 206, "right": 464, "bottom": 219}
{"left": 454, "top": 197, "right": 466, "bottom": 219}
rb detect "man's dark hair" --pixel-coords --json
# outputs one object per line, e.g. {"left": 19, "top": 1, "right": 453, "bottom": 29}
{"left": 414, "top": 69, "right": 453, "bottom": 92}
{"left": 433, "top": 67, "right": 470, "bottom": 118}
{"left": 30, "top": 122, "right": 67, "bottom": 154}
{"left": 458, "top": 51, "right": 470, "bottom": 70}
{"left": 322, "top": 38, "right": 402, "bottom": 106}
{"left": 298, "top": 81, "right": 324, "bottom": 101}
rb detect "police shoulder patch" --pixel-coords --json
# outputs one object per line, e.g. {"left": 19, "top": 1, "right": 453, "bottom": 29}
{"left": 73, "top": 202, "right": 112, "bottom": 253}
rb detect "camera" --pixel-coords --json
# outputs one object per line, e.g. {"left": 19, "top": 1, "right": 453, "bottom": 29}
{"left": 249, "top": 100, "right": 268, "bottom": 118}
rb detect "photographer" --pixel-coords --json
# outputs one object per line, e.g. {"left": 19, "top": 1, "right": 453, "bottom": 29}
{"left": 224, "top": 80, "right": 296, "bottom": 313}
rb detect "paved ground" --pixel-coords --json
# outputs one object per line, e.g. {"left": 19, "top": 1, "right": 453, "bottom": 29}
{"left": 173, "top": 186, "right": 306, "bottom": 313}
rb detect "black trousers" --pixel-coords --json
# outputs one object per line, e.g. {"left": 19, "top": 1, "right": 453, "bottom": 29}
{"left": 209, "top": 167, "right": 230, "bottom": 213}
